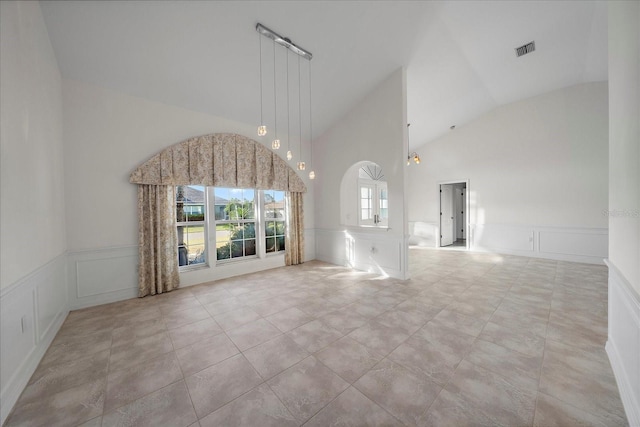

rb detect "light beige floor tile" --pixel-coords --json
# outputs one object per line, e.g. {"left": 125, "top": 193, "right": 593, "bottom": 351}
{"left": 315, "top": 336, "right": 384, "bottom": 383}
{"left": 533, "top": 392, "right": 611, "bottom": 427}
{"left": 354, "top": 358, "right": 441, "bottom": 426}
{"left": 21, "top": 350, "right": 110, "bottom": 405}
{"left": 347, "top": 321, "right": 409, "bottom": 356}
{"left": 287, "top": 319, "right": 343, "bottom": 353}
{"left": 213, "top": 306, "right": 261, "bottom": 330}
{"left": 109, "top": 330, "right": 174, "bottom": 372}
{"left": 6, "top": 378, "right": 105, "bottom": 427}
{"left": 267, "top": 356, "right": 349, "bottom": 423}
{"left": 163, "top": 305, "right": 211, "bottom": 330}
{"left": 102, "top": 381, "right": 196, "bottom": 427}
{"left": 265, "top": 306, "right": 314, "bottom": 332}
{"left": 104, "top": 352, "right": 183, "bottom": 412}
{"left": 443, "top": 360, "right": 537, "bottom": 427}
{"left": 185, "top": 354, "right": 263, "bottom": 419}
{"left": 305, "top": 386, "right": 402, "bottom": 427}
{"left": 243, "top": 334, "right": 309, "bottom": 380}
{"left": 168, "top": 318, "right": 223, "bottom": 350}
{"left": 175, "top": 333, "right": 239, "bottom": 377}
{"left": 199, "top": 383, "right": 298, "bottom": 427}
{"left": 226, "top": 318, "right": 282, "bottom": 351}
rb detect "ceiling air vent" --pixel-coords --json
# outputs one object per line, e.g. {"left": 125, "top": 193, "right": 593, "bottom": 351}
{"left": 515, "top": 41, "right": 535, "bottom": 57}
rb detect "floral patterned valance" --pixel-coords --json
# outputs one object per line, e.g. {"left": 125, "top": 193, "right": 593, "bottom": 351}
{"left": 129, "top": 133, "right": 306, "bottom": 193}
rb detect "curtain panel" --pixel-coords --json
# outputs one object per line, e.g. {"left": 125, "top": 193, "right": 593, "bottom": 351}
{"left": 131, "top": 133, "right": 307, "bottom": 297}
{"left": 137, "top": 184, "right": 180, "bottom": 297}
{"left": 285, "top": 192, "right": 305, "bottom": 265}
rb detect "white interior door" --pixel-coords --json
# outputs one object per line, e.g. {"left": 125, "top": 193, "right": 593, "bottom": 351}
{"left": 455, "top": 187, "right": 464, "bottom": 240}
{"left": 440, "top": 185, "right": 454, "bottom": 246}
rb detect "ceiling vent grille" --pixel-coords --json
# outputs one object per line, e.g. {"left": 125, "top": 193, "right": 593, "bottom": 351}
{"left": 515, "top": 41, "right": 536, "bottom": 57}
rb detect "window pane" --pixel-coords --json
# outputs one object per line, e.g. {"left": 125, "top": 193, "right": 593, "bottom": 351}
{"left": 177, "top": 185, "right": 206, "bottom": 223}
{"left": 266, "top": 237, "right": 276, "bottom": 253}
{"left": 361, "top": 209, "right": 370, "bottom": 220}
{"left": 245, "top": 239, "right": 256, "bottom": 256}
{"left": 177, "top": 225, "right": 206, "bottom": 266}
{"left": 360, "top": 187, "right": 371, "bottom": 198}
{"left": 231, "top": 241, "right": 243, "bottom": 258}
{"left": 264, "top": 190, "right": 286, "bottom": 254}
{"left": 266, "top": 221, "right": 275, "bottom": 237}
{"left": 276, "top": 236, "right": 285, "bottom": 251}
{"left": 244, "top": 222, "right": 256, "bottom": 239}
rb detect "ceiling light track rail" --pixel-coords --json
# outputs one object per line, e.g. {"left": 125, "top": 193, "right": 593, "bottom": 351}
{"left": 256, "top": 23, "right": 313, "bottom": 61}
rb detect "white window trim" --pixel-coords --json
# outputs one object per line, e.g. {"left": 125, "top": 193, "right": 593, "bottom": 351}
{"left": 177, "top": 186, "right": 209, "bottom": 271}
{"left": 357, "top": 178, "right": 388, "bottom": 228}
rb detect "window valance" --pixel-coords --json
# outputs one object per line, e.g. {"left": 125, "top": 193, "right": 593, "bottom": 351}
{"left": 129, "top": 133, "right": 307, "bottom": 193}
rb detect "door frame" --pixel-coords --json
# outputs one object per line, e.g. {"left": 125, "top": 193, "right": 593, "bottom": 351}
{"left": 437, "top": 179, "right": 470, "bottom": 249}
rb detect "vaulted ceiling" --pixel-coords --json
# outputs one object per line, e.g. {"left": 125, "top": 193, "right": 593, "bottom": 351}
{"left": 40, "top": 1, "right": 607, "bottom": 150}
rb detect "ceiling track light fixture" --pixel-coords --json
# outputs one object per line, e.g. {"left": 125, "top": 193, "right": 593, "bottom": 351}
{"left": 407, "top": 123, "right": 421, "bottom": 165}
{"left": 256, "top": 23, "right": 314, "bottom": 178}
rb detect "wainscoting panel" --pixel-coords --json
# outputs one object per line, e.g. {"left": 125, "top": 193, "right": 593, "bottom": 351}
{"left": 472, "top": 224, "right": 534, "bottom": 253}
{"left": 315, "top": 228, "right": 408, "bottom": 279}
{"left": 408, "top": 221, "right": 438, "bottom": 247}
{"left": 606, "top": 260, "right": 640, "bottom": 427}
{"left": 538, "top": 228, "right": 608, "bottom": 258}
{"left": 67, "top": 246, "right": 139, "bottom": 310}
{"left": 0, "top": 252, "right": 68, "bottom": 426}
{"left": 469, "top": 224, "right": 608, "bottom": 264}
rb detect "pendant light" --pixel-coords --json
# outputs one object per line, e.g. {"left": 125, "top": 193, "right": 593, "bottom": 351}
{"left": 255, "top": 24, "right": 313, "bottom": 166}
{"left": 407, "top": 123, "right": 421, "bottom": 165}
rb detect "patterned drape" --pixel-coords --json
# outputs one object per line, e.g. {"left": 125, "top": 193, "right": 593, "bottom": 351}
{"left": 130, "top": 133, "right": 306, "bottom": 192}
{"left": 285, "top": 192, "right": 305, "bottom": 265}
{"left": 137, "top": 184, "right": 180, "bottom": 297}
{"left": 131, "top": 133, "right": 307, "bottom": 296}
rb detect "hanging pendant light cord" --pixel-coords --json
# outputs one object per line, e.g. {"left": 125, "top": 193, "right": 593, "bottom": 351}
{"left": 286, "top": 50, "right": 290, "bottom": 154}
{"left": 308, "top": 60, "right": 313, "bottom": 168}
{"left": 259, "top": 33, "right": 264, "bottom": 126}
{"left": 273, "top": 39, "right": 278, "bottom": 140}
{"left": 298, "top": 55, "right": 303, "bottom": 157}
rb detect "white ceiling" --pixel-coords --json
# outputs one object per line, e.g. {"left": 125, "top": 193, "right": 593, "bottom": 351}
{"left": 40, "top": 1, "right": 607, "bottom": 150}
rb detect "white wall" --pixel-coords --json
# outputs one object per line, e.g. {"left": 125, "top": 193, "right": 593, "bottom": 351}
{"left": 314, "top": 68, "right": 409, "bottom": 279}
{"left": 605, "top": 2, "right": 640, "bottom": 426}
{"left": 63, "top": 78, "right": 315, "bottom": 307}
{"left": 0, "top": 1, "right": 68, "bottom": 423}
{"left": 408, "top": 82, "right": 609, "bottom": 263}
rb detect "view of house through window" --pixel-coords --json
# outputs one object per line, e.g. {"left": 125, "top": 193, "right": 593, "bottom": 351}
{"left": 214, "top": 188, "right": 257, "bottom": 261}
{"left": 176, "top": 185, "right": 207, "bottom": 267}
{"left": 264, "top": 190, "right": 286, "bottom": 253}
{"left": 176, "top": 186, "right": 286, "bottom": 268}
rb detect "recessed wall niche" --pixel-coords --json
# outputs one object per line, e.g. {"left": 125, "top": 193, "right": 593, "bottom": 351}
{"left": 340, "top": 161, "right": 388, "bottom": 228}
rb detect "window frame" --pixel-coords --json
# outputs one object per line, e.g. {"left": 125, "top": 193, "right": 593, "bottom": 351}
{"left": 176, "top": 185, "right": 209, "bottom": 271}
{"left": 357, "top": 178, "right": 388, "bottom": 228}
{"left": 213, "top": 188, "right": 259, "bottom": 264}
{"left": 263, "top": 189, "right": 287, "bottom": 256}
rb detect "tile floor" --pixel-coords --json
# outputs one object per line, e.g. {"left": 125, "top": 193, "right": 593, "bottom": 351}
{"left": 6, "top": 248, "right": 628, "bottom": 426}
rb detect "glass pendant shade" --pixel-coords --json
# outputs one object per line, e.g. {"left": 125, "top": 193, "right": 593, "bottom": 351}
{"left": 272, "top": 139, "right": 281, "bottom": 149}
{"left": 286, "top": 150, "right": 293, "bottom": 161}
{"left": 309, "top": 170, "right": 315, "bottom": 180}
{"left": 297, "top": 161, "right": 306, "bottom": 171}
{"left": 258, "top": 125, "right": 267, "bottom": 136}
{"left": 414, "top": 154, "right": 421, "bottom": 164}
